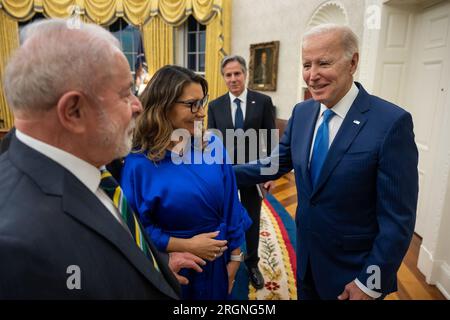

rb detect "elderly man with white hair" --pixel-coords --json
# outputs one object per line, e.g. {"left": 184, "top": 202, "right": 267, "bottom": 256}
{"left": 234, "top": 24, "right": 418, "bottom": 300}
{"left": 0, "top": 19, "right": 204, "bottom": 299}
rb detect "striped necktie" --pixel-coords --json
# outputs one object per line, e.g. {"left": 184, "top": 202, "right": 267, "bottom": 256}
{"left": 99, "top": 169, "right": 160, "bottom": 272}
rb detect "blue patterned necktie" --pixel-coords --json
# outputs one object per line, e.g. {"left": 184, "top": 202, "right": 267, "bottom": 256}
{"left": 99, "top": 169, "right": 160, "bottom": 272}
{"left": 310, "top": 109, "right": 335, "bottom": 187}
{"left": 234, "top": 98, "right": 244, "bottom": 130}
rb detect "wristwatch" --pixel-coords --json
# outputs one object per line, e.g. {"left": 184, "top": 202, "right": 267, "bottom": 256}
{"left": 230, "top": 252, "right": 244, "bottom": 262}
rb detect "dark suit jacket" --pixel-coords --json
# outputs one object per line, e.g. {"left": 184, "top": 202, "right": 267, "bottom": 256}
{"left": 234, "top": 83, "right": 419, "bottom": 299}
{"left": 0, "top": 127, "right": 14, "bottom": 155}
{"left": 0, "top": 136, "right": 180, "bottom": 299}
{"left": 207, "top": 89, "right": 276, "bottom": 164}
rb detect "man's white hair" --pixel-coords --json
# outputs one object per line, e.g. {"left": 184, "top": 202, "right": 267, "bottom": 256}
{"left": 4, "top": 19, "right": 122, "bottom": 113}
{"left": 302, "top": 23, "right": 359, "bottom": 60}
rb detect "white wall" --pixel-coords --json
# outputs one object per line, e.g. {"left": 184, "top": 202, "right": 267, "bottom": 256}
{"left": 231, "top": 0, "right": 366, "bottom": 120}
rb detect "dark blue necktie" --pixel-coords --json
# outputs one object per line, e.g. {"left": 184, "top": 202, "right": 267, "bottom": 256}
{"left": 310, "top": 109, "right": 335, "bottom": 187}
{"left": 234, "top": 98, "right": 244, "bottom": 130}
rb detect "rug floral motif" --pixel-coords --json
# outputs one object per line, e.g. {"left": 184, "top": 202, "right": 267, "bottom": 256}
{"left": 248, "top": 196, "right": 297, "bottom": 300}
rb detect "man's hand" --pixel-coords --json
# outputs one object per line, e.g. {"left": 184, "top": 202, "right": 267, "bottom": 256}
{"left": 338, "top": 281, "right": 374, "bottom": 300}
{"left": 168, "top": 252, "right": 206, "bottom": 285}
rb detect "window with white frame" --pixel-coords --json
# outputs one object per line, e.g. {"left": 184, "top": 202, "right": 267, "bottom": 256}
{"left": 109, "top": 18, "right": 143, "bottom": 78}
{"left": 175, "top": 16, "right": 206, "bottom": 75}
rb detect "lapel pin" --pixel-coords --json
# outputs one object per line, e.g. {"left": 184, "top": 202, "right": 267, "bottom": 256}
{"left": 251, "top": 101, "right": 256, "bottom": 104}
{"left": 353, "top": 120, "right": 360, "bottom": 125}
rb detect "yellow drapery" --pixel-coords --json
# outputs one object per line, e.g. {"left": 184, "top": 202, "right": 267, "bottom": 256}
{"left": 0, "top": 0, "right": 230, "bottom": 129}
{"left": 0, "top": 9, "right": 19, "bottom": 129}
{"left": 0, "top": 0, "right": 226, "bottom": 26}
{"left": 205, "top": 0, "right": 230, "bottom": 102}
{"left": 143, "top": 0, "right": 230, "bottom": 100}
{"left": 153, "top": 0, "right": 217, "bottom": 26}
{"left": 141, "top": 15, "right": 173, "bottom": 77}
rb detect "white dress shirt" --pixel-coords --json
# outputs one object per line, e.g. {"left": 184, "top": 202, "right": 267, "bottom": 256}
{"left": 229, "top": 89, "right": 248, "bottom": 126}
{"left": 306, "top": 83, "right": 382, "bottom": 299}
{"left": 15, "top": 129, "right": 128, "bottom": 230}
{"left": 308, "top": 83, "right": 359, "bottom": 164}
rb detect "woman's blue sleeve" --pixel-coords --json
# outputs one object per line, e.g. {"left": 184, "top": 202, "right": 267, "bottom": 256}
{"left": 121, "top": 157, "right": 171, "bottom": 251}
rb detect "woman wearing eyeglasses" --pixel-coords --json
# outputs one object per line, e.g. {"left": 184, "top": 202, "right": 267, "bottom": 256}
{"left": 121, "top": 65, "right": 251, "bottom": 300}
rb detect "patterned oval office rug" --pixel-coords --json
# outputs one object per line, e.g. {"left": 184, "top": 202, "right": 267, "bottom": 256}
{"left": 232, "top": 193, "right": 297, "bottom": 300}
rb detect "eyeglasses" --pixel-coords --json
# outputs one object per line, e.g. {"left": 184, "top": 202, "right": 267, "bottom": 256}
{"left": 176, "top": 95, "right": 209, "bottom": 113}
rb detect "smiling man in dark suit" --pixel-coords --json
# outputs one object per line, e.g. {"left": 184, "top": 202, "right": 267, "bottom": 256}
{"left": 0, "top": 18, "right": 204, "bottom": 299}
{"left": 207, "top": 55, "right": 276, "bottom": 290}
{"left": 234, "top": 24, "right": 418, "bottom": 300}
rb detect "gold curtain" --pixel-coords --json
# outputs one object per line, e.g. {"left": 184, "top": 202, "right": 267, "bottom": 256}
{"left": 154, "top": 0, "right": 217, "bottom": 26}
{"left": 0, "top": 0, "right": 223, "bottom": 25}
{"left": 141, "top": 15, "right": 173, "bottom": 77}
{"left": 0, "top": 0, "right": 35, "bottom": 22}
{"left": 147, "top": 0, "right": 231, "bottom": 100}
{"left": 0, "top": 9, "right": 19, "bottom": 129}
{"left": 205, "top": 0, "right": 230, "bottom": 101}
{"left": 0, "top": 0, "right": 231, "bottom": 127}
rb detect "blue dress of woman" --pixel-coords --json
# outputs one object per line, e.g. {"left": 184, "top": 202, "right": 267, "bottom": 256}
{"left": 120, "top": 65, "right": 251, "bottom": 300}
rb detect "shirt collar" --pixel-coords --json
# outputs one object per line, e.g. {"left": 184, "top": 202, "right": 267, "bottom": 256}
{"left": 15, "top": 129, "right": 101, "bottom": 193}
{"left": 229, "top": 88, "right": 248, "bottom": 104}
{"left": 320, "top": 82, "right": 359, "bottom": 119}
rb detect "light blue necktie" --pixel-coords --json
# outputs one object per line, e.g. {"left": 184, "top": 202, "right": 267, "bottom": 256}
{"left": 234, "top": 98, "right": 244, "bottom": 130}
{"left": 310, "top": 109, "right": 335, "bottom": 187}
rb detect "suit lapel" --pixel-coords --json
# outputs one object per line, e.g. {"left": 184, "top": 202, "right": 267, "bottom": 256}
{"left": 300, "top": 102, "right": 321, "bottom": 194}
{"left": 220, "top": 94, "right": 234, "bottom": 129}
{"left": 311, "top": 86, "right": 370, "bottom": 197}
{"left": 244, "top": 90, "right": 257, "bottom": 130}
{"left": 62, "top": 176, "right": 179, "bottom": 299}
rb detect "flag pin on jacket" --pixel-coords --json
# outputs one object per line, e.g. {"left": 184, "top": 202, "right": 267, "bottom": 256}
{"left": 353, "top": 120, "right": 360, "bottom": 125}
